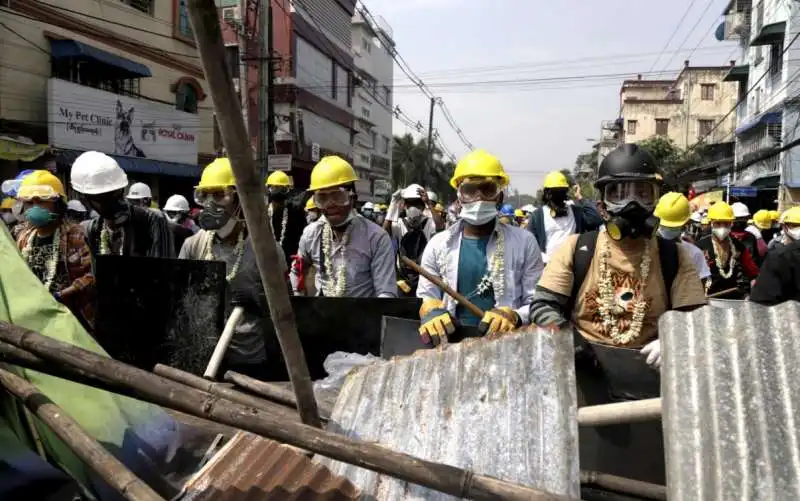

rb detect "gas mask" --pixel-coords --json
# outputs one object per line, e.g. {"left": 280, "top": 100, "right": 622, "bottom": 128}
{"left": 602, "top": 181, "right": 659, "bottom": 240}
{"left": 544, "top": 188, "right": 569, "bottom": 217}
{"left": 405, "top": 206, "right": 424, "bottom": 226}
{"left": 268, "top": 187, "right": 289, "bottom": 203}
{"left": 460, "top": 201, "right": 498, "bottom": 226}
{"left": 86, "top": 195, "right": 129, "bottom": 226}
{"left": 199, "top": 202, "right": 238, "bottom": 238}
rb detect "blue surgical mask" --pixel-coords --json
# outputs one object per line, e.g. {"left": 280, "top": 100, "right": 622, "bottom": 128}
{"left": 460, "top": 201, "right": 497, "bottom": 226}
{"left": 24, "top": 206, "right": 57, "bottom": 227}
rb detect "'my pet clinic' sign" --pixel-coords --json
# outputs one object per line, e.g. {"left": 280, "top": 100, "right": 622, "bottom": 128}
{"left": 47, "top": 78, "right": 200, "bottom": 165}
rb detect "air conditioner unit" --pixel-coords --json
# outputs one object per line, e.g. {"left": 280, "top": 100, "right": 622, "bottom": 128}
{"left": 223, "top": 6, "right": 241, "bottom": 22}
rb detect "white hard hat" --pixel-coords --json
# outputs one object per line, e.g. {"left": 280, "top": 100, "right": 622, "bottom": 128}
{"left": 127, "top": 182, "right": 152, "bottom": 200}
{"left": 426, "top": 190, "right": 438, "bottom": 203}
{"left": 164, "top": 194, "right": 190, "bottom": 212}
{"left": 690, "top": 210, "right": 703, "bottom": 223}
{"left": 521, "top": 204, "right": 535, "bottom": 212}
{"left": 66, "top": 200, "right": 87, "bottom": 212}
{"left": 401, "top": 183, "right": 424, "bottom": 199}
{"left": 362, "top": 202, "right": 375, "bottom": 210}
{"left": 70, "top": 151, "right": 128, "bottom": 195}
{"left": 732, "top": 202, "right": 750, "bottom": 218}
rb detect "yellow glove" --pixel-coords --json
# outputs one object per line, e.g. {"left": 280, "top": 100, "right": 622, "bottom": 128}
{"left": 397, "top": 279, "right": 411, "bottom": 294}
{"left": 419, "top": 298, "right": 455, "bottom": 347}
{"left": 478, "top": 307, "right": 520, "bottom": 338}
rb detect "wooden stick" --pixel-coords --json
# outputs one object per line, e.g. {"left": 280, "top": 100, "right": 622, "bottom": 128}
{"left": 185, "top": 0, "right": 320, "bottom": 429}
{"left": 224, "top": 370, "right": 333, "bottom": 420}
{"left": 0, "top": 322, "right": 576, "bottom": 501}
{"left": 0, "top": 366, "right": 165, "bottom": 501}
{"left": 706, "top": 287, "right": 741, "bottom": 299}
{"left": 203, "top": 306, "right": 243, "bottom": 379}
{"left": 400, "top": 255, "right": 485, "bottom": 318}
{"left": 580, "top": 471, "right": 666, "bottom": 500}
{"left": 577, "top": 398, "right": 661, "bottom": 427}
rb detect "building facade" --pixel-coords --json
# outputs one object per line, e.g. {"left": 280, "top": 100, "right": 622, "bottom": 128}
{"left": 2, "top": 0, "right": 216, "bottom": 204}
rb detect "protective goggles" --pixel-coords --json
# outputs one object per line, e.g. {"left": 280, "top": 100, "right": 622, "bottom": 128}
{"left": 457, "top": 177, "right": 501, "bottom": 203}
{"left": 16, "top": 185, "right": 62, "bottom": 201}
{"left": 194, "top": 187, "right": 235, "bottom": 206}
{"left": 602, "top": 181, "right": 659, "bottom": 209}
{"left": 312, "top": 187, "right": 353, "bottom": 209}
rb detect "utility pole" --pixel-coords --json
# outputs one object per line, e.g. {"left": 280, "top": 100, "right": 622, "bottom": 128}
{"left": 257, "top": 0, "right": 268, "bottom": 177}
{"left": 426, "top": 97, "right": 436, "bottom": 181}
{"left": 239, "top": 0, "right": 249, "bottom": 138}
{"left": 266, "top": 0, "right": 275, "bottom": 158}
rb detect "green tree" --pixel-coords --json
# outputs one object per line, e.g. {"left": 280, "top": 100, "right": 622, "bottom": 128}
{"left": 391, "top": 133, "right": 456, "bottom": 204}
{"left": 636, "top": 136, "right": 700, "bottom": 186}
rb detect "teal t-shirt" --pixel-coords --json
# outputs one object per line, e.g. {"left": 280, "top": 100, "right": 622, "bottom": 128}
{"left": 456, "top": 235, "right": 496, "bottom": 326}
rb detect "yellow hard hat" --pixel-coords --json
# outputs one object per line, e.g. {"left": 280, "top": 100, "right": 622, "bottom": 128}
{"left": 434, "top": 203, "right": 445, "bottom": 213}
{"left": 196, "top": 158, "right": 236, "bottom": 190}
{"left": 707, "top": 201, "right": 735, "bottom": 222}
{"left": 450, "top": 149, "right": 510, "bottom": 189}
{"left": 782, "top": 206, "right": 800, "bottom": 225}
{"left": 543, "top": 171, "right": 570, "bottom": 189}
{"left": 266, "top": 170, "right": 293, "bottom": 187}
{"left": 308, "top": 156, "right": 358, "bottom": 191}
{"left": 654, "top": 192, "right": 690, "bottom": 228}
{"left": 769, "top": 210, "right": 781, "bottom": 221}
{"left": 514, "top": 209, "right": 525, "bottom": 217}
{"left": 17, "top": 170, "right": 66, "bottom": 200}
{"left": 752, "top": 209, "right": 773, "bottom": 230}
{"left": 305, "top": 197, "right": 317, "bottom": 211}
{"left": 1, "top": 198, "right": 14, "bottom": 210}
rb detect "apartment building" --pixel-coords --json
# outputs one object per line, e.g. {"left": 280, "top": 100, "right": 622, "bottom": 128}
{"left": 719, "top": 0, "right": 800, "bottom": 206}
{"left": 351, "top": 9, "right": 394, "bottom": 201}
{"left": 1, "top": 0, "right": 216, "bottom": 202}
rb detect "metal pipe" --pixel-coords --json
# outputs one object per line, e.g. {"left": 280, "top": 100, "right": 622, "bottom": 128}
{"left": 578, "top": 398, "right": 661, "bottom": 427}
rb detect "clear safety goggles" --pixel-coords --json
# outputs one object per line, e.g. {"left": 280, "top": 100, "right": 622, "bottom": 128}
{"left": 1, "top": 179, "right": 22, "bottom": 196}
{"left": 602, "top": 181, "right": 659, "bottom": 209}
{"left": 457, "top": 177, "right": 501, "bottom": 203}
{"left": 194, "top": 187, "right": 235, "bottom": 206}
{"left": 312, "top": 187, "right": 352, "bottom": 209}
{"left": 16, "top": 185, "right": 62, "bottom": 201}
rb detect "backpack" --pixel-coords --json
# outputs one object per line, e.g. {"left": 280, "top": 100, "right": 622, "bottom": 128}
{"left": 397, "top": 221, "right": 429, "bottom": 292}
{"left": 567, "top": 230, "right": 679, "bottom": 316}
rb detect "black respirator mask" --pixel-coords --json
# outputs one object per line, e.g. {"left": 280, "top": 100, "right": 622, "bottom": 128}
{"left": 605, "top": 201, "right": 659, "bottom": 240}
{"left": 544, "top": 188, "right": 569, "bottom": 217}
{"left": 268, "top": 187, "right": 289, "bottom": 203}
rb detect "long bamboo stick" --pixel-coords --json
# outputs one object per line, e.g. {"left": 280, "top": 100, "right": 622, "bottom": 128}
{"left": 401, "top": 256, "right": 485, "bottom": 318}
{"left": 578, "top": 398, "right": 661, "bottom": 427}
{"left": 184, "top": 0, "right": 320, "bottom": 429}
{"left": 581, "top": 471, "right": 666, "bottom": 500}
{"left": 224, "top": 370, "right": 333, "bottom": 420}
{"left": 0, "top": 323, "right": 576, "bottom": 501}
{"left": 0, "top": 366, "right": 165, "bottom": 501}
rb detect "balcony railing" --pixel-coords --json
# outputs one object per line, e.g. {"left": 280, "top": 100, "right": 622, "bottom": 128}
{"left": 724, "top": 11, "right": 752, "bottom": 40}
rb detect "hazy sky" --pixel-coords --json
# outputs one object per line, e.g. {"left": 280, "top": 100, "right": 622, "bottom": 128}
{"left": 364, "top": 0, "right": 738, "bottom": 196}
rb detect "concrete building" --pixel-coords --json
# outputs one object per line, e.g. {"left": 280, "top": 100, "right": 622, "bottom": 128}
{"left": 596, "top": 118, "right": 623, "bottom": 172}
{"left": 351, "top": 9, "right": 394, "bottom": 201}
{"left": 1, "top": 0, "right": 216, "bottom": 203}
{"left": 719, "top": 0, "right": 800, "bottom": 208}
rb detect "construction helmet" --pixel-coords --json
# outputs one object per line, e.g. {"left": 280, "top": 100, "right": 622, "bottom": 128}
{"left": 595, "top": 144, "right": 662, "bottom": 188}
{"left": 305, "top": 197, "right": 317, "bottom": 211}
{"left": 514, "top": 209, "right": 525, "bottom": 217}
{"left": 435, "top": 203, "right": 445, "bottom": 213}
{"left": 127, "top": 182, "right": 153, "bottom": 200}
{"left": 701, "top": 216, "right": 709, "bottom": 225}
{"left": 1, "top": 169, "right": 35, "bottom": 197}
{"left": 499, "top": 204, "right": 515, "bottom": 216}
{"left": 654, "top": 192, "right": 690, "bottom": 228}
{"left": 769, "top": 209, "right": 781, "bottom": 221}
{"left": 783, "top": 206, "right": 800, "bottom": 225}
{"left": 450, "top": 150, "right": 510, "bottom": 189}
{"left": 543, "top": 171, "right": 570, "bottom": 189}
{"left": 427, "top": 191, "right": 438, "bottom": 203}
{"left": 308, "top": 156, "right": 358, "bottom": 191}
{"left": 401, "top": 183, "right": 425, "bottom": 199}
{"left": 1, "top": 197, "right": 15, "bottom": 210}
{"left": 70, "top": 151, "right": 128, "bottom": 195}
{"left": 707, "top": 201, "right": 735, "bottom": 222}
{"left": 164, "top": 194, "right": 191, "bottom": 212}
{"left": 731, "top": 202, "right": 750, "bottom": 218}
{"left": 752, "top": 209, "right": 772, "bottom": 230}
{"left": 196, "top": 157, "right": 236, "bottom": 190}
{"left": 17, "top": 170, "right": 66, "bottom": 200}
{"left": 66, "top": 200, "right": 87, "bottom": 212}
{"left": 266, "top": 171, "right": 293, "bottom": 187}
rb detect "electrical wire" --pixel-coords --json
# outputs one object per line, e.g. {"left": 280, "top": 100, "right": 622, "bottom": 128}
{"left": 660, "top": 0, "right": 717, "bottom": 71}
{"left": 649, "top": 0, "right": 700, "bottom": 72}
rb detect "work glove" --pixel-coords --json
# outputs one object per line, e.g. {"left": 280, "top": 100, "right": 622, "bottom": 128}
{"left": 386, "top": 190, "right": 403, "bottom": 223}
{"left": 397, "top": 279, "right": 411, "bottom": 294}
{"left": 478, "top": 307, "right": 521, "bottom": 338}
{"left": 640, "top": 339, "right": 661, "bottom": 370}
{"left": 419, "top": 298, "right": 455, "bottom": 347}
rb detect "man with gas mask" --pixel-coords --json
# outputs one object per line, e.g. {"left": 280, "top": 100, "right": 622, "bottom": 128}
{"left": 265, "top": 171, "right": 304, "bottom": 268}
{"left": 384, "top": 184, "right": 438, "bottom": 296}
{"left": 290, "top": 156, "right": 396, "bottom": 298}
{"left": 15, "top": 171, "right": 96, "bottom": 331}
{"left": 696, "top": 201, "right": 759, "bottom": 300}
{"left": 162, "top": 194, "right": 196, "bottom": 255}
{"left": 530, "top": 144, "right": 706, "bottom": 371}
{"left": 71, "top": 151, "right": 174, "bottom": 258}
{"left": 527, "top": 171, "right": 602, "bottom": 264}
{"left": 416, "top": 150, "right": 544, "bottom": 345}
{"left": 653, "top": 192, "right": 711, "bottom": 284}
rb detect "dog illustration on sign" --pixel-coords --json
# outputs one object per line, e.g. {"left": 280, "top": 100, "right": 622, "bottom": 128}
{"left": 114, "top": 100, "right": 146, "bottom": 158}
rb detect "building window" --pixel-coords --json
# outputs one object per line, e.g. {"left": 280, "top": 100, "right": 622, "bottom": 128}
{"left": 119, "top": 0, "right": 154, "bottom": 15}
{"left": 701, "top": 84, "right": 715, "bottom": 100}
{"left": 226, "top": 46, "right": 240, "bottom": 78}
{"left": 370, "top": 130, "right": 377, "bottom": 147}
{"left": 51, "top": 59, "right": 141, "bottom": 97}
{"left": 331, "top": 63, "right": 338, "bottom": 100}
{"left": 176, "top": 0, "right": 194, "bottom": 40}
{"left": 175, "top": 83, "right": 198, "bottom": 114}
{"left": 770, "top": 41, "right": 784, "bottom": 78}
{"left": 359, "top": 153, "right": 370, "bottom": 163}
{"left": 627, "top": 120, "right": 637, "bottom": 135}
{"left": 383, "top": 85, "right": 391, "bottom": 106}
{"left": 361, "top": 107, "right": 371, "bottom": 119}
{"left": 698, "top": 119, "right": 714, "bottom": 138}
{"left": 655, "top": 119, "right": 669, "bottom": 136}
{"left": 362, "top": 37, "right": 371, "bottom": 53}
{"left": 381, "top": 135, "right": 389, "bottom": 154}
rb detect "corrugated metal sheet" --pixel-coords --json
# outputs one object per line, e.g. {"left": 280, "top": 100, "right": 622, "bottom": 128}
{"left": 661, "top": 301, "right": 800, "bottom": 501}
{"left": 181, "top": 431, "right": 361, "bottom": 500}
{"left": 317, "top": 328, "right": 580, "bottom": 499}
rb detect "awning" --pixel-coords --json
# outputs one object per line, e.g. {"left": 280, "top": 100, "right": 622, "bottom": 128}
{"left": 751, "top": 21, "right": 786, "bottom": 46}
{"left": 723, "top": 65, "right": 749, "bottom": 82}
{"left": 735, "top": 110, "right": 782, "bottom": 135}
{"left": 49, "top": 39, "right": 152, "bottom": 78}
{"left": 56, "top": 149, "right": 201, "bottom": 178}
{"left": 734, "top": 172, "right": 779, "bottom": 188}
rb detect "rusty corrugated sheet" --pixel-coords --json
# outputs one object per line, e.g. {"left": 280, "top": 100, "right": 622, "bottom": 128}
{"left": 181, "top": 431, "right": 361, "bottom": 500}
{"left": 661, "top": 302, "right": 800, "bottom": 501}
{"left": 317, "top": 328, "right": 580, "bottom": 499}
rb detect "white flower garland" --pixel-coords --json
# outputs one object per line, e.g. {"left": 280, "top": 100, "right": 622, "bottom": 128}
{"left": 321, "top": 222, "right": 349, "bottom": 297}
{"left": 100, "top": 223, "right": 124, "bottom": 256}
{"left": 268, "top": 205, "right": 288, "bottom": 247}
{"left": 437, "top": 223, "right": 505, "bottom": 299}
{"left": 597, "top": 237, "right": 652, "bottom": 345}
{"left": 21, "top": 227, "right": 61, "bottom": 291}
{"left": 712, "top": 236, "right": 738, "bottom": 279}
{"left": 203, "top": 229, "right": 245, "bottom": 282}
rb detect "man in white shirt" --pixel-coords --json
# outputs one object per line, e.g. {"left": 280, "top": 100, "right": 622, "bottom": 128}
{"left": 654, "top": 192, "right": 711, "bottom": 284}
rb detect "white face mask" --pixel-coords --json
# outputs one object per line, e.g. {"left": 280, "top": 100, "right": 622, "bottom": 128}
{"left": 788, "top": 227, "right": 800, "bottom": 241}
{"left": 405, "top": 206, "right": 423, "bottom": 220}
{"left": 306, "top": 212, "right": 319, "bottom": 224}
{"left": 460, "top": 201, "right": 497, "bottom": 226}
{"left": 713, "top": 227, "right": 731, "bottom": 240}
{"left": 658, "top": 227, "right": 683, "bottom": 241}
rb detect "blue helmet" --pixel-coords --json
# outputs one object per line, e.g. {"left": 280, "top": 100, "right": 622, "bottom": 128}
{"left": 1, "top": 169, "right": 35, "bottom": 197}
{"left": 499, "top": 204, "right": 515, "bottom": 217}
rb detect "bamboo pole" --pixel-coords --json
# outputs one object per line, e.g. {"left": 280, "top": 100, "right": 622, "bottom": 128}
{"left": 0, "top": 366, "right": 165, "bottom": 501}
{"left": 581, "top": 471, "right": 666, "bottom": 500}
{"left": 401, "top": 256, "right": 485, "bottom": 318}
{"left": 184, "top": 0, "right": 320, "bottom": 429}
{"left": 203, "top": 306, "right": 244, "bottom": 379}
{"left": 706, "top": 287, "right": 740, "bottom": 299}
{"left": 224, "top": 370, "right": 332, "bottom": 420}
{"left": 578, "top": 398, "right": 661, "bottom": 427}
{"left": 0, "top": 323, "right": 576, "bottom": 501}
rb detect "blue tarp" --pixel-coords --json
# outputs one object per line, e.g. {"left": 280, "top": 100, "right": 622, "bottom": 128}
{"left": 49, "top": 39, "right": 152, "bottom": 78}
{"left": 735, "top": 110, "right": 782, "bottom": 136}
{"left": 58, "top": 149, "right": 203, "bottom": 179}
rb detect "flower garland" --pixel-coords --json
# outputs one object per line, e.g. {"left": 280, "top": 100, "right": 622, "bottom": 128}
{"left": 268, "top": 205, "right": 288, "bottom": 247}
{"left": 597, "top": 237, "right": 652, "bottom": 345}
{"left": 203, "top": 229, "right": 245, "bottom": 282}
{"left": 100, "top": 223, "right": 124, "bottom": 256}
{"left": 712, "top": 236, "right": 738, "bottom": 279}
{"left": 21, "top": 228, "right": 61, "bottom": 291}
{"left": 437, "top": 223, "right": 506, "bottom": 299}
{"left": 321, "top": 222, "right": 349, "bottom": 297}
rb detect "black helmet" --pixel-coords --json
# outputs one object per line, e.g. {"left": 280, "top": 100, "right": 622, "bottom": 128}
{"left": 595, "top": 144, "right": 662, "bottom": 188}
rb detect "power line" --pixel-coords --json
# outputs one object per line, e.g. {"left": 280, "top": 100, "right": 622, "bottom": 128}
{"left": 660, "top": 0, "right": 717, "bottom": 71}
{"left": 649, "top": 0, "right": 700, "bottom": 72}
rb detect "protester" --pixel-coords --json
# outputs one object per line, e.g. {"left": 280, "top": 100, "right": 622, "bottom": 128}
{"left": 163, "top": 194, "right": 199, "bottom": 234}
{"left": 498, "top": 204, "right": 516, "bottom": 225}
{"left": 750, "top": 235, "right": 800, "bottom": 305}
{"left": 730, "top": 202, "right": 763, "bottom": 266}
{"left": 126, "top": 182, "right": 154, "bottom": 208}
{"left": 654, "top": 192, "right": 711, "bottom": 284}
{"left": 265, "top": 170, "right": 305, "bottom": 267}
{"left": 304, "top": 197, "right": 321, "bottom": 224}
{"left": 64, "top": 200, "right": 89, "bottom": 225}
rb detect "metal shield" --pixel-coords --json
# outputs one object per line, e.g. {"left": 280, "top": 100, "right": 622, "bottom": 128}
{"left": 94, "top": 256, "right": 226, "bottom": 373}
{"left": 379, "top": 316, "right": 483, "bottom": 359}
